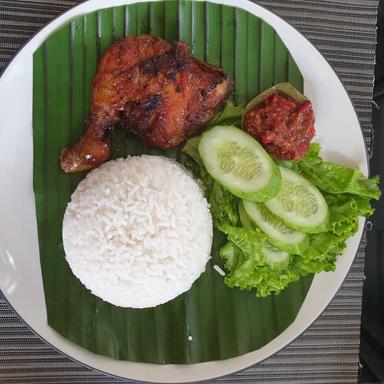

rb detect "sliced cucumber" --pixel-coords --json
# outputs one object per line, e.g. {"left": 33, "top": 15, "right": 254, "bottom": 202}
{"left": 238, "top": 201, "right": 254, "bottom": 229}
{"left": 198, "top": 125, "right": 281, "bottom": 202}
{"left": 262, "top": 242, "right": 290, "bottom": 271}
{"left": 265, "top": 167, "right": 329, "bottom": 233}
{"left": 242, "top": 200, "right": 309, "bottom": 255}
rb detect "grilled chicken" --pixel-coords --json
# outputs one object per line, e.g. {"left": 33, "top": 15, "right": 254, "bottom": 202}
{"left": 60, "top": 35, "right": 233, "bottom": 173}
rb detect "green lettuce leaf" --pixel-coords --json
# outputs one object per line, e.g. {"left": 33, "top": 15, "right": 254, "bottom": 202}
{"left": 219, "top": 189, "right": 371, "bottom": 297}
{"left": 182, "top": 140, "right": 214, "bottom": 197}
{"left": 208, "top": 102, "right": 245, "bottom": 127}
{"left": 222, "top": 226, "right": 266, "bottom": 262}
{"left": 283, "top": 143, "right": 381, "bottom": 200}
{"left": 297, "top": 232, "right": 345, "bottom": 275}
{"left": 220, "top": 226, "right": 349, "bottom": 297}
{"left": 183, "top": 121, "right": 379, "bottom": 298}
{"left": 182, "top": 137, "right": 201, "bottom": 166}
{"left": 220, "top": 227, "right": 301, "bottom": 297}
{"left": 183, "top": 131, "right": 240, "bottom": 230}
{"left": 209, "top": 182, "right": 239, "bottom": 229}
{"left": 325, "top": 193, "right": 372, "bottom": 237}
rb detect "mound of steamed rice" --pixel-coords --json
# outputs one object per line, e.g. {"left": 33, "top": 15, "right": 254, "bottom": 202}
{"left": 62, "top": 155, "right": 213, "bottom": 308}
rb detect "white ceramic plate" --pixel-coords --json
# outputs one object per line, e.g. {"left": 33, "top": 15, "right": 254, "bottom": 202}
{"left": 0, "top": 0, "right": 366, "bottom": 382}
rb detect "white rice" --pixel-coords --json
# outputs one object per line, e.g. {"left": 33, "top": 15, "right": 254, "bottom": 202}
{"left": 213, "top": 264, "right": 226, "bottom": 277}
{"left": 62, "top": 155, "right": 213, "bottom": 308}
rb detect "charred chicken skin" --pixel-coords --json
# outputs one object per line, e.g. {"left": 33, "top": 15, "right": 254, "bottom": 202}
{"left": 60, "top": 35, "right": 233, "bottom": 173}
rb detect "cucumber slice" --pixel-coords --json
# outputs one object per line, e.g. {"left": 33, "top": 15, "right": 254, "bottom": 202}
{"left": 238, "top": 201, "right": 254, "bottom": 229}
{"left": 262, "top": 242, "right": 290, "bottom": 271}
{"left": 265, "top": 167, "right": 329, "bottom": 233}
{"left": 198, "top": 125, "right": 282, "bottom": 202}
{"left": 242, "top": 200, "right": 309, "bottom": 255}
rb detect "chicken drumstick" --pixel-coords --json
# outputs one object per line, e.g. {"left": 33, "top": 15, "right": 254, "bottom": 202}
{"left": 60, "top": 35, "right": 233, "bottom": 173}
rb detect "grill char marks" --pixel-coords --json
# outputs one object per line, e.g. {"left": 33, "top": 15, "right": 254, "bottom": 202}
{"left": 119, "top": 41, "right": 233, "bottom": 149}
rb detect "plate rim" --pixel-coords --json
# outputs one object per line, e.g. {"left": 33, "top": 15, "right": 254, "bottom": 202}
{"left": 0, "top": 0, "right": 368, "bottom": 382}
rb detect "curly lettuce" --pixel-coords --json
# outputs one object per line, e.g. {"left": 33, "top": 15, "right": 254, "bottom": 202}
{"left": 281, "top": 143, "right": 381, "bottom": 200}
{"left": 325, "top": 193, "right": 373, "bottom": 237}
{"left": 220, "top": 226, "right": 353, "bottom": 297}
{"left": 209, "top": 182, "right": 239, "bottom": 229}
{"left": 183, "top": 119, "right": 380, "bottom": 298}
{"left": 220, "top": 227, "right": 301, "bottom": 297}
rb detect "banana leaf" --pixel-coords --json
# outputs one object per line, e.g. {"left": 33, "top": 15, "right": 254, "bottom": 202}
{"left": 33, "top": 0, "right": 312, "bottom": 364}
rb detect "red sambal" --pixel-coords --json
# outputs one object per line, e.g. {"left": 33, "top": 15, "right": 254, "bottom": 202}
{"left": 243, "top": 92, "right": 315, "bottom": 160}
